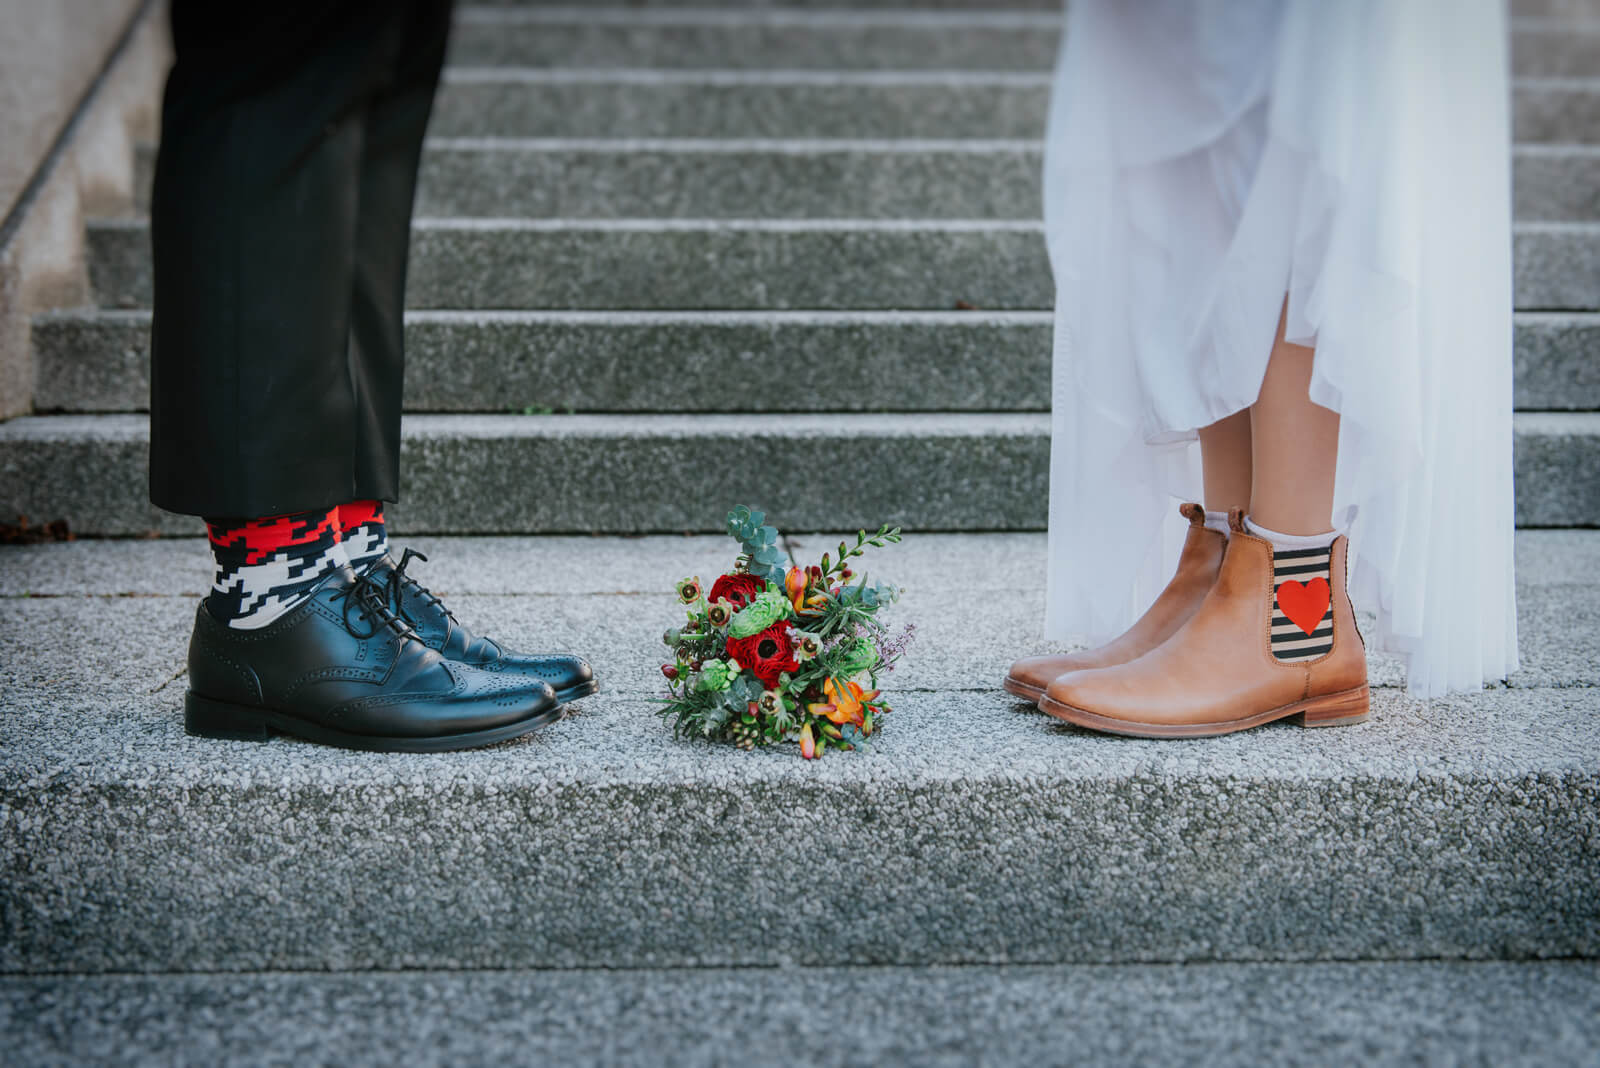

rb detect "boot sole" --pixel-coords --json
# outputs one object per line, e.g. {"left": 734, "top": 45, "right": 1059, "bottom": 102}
{"left": 1001, "top": 675, "right": 1046, "bottom": 703}
{"left": 184, "top": 692, "right": 566, "bottom": 753}
{"left": 554, "top": 679, "right": 600, "bottom": 705}
{"left": 1038, "top": 684, "right": 1370, "bottom": 739}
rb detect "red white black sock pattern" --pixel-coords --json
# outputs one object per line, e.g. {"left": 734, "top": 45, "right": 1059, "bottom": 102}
{"left": 205, "top": 507, "right": 347, "bottom": 630}
{"left": 339, "top": 500, "right": 388, "bottom": 570}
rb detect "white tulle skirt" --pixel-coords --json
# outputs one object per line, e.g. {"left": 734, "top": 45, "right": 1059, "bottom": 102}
{"left": 1041, "top": 0, "right": 1519, "bottom": 697}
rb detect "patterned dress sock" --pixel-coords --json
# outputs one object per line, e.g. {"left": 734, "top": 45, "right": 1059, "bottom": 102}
{"left": 205, "top": 506, "right": 350, "bottom": 629}
{"left": 1203, "top": 510, "right": 1232, "bottom": 537}
{"left": 1245, "top": 517, "right": 1340, "bottom": 663}
{"left": 339, "top": 500, "right": 389, "bottom": 570}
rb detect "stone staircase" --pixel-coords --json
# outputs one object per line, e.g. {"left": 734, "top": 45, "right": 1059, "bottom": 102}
{"left": 2, "top": 0, "right": 1599, "bottom": 534}
{"left": 2, "top": 1, "right": 1599, "bottom": 1063}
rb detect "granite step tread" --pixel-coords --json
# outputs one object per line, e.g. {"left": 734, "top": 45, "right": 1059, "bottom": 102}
{"left": 0, "top": 411, "right": 1595, "bottom": 532}
{"left": 31, "top": 307, "right": 1600, "bottom": 414}
{"left": 82, "top": 218, "right": 1600, "bottom": 312}
{"left": 117, "top": 76, "right": 1597, "bottom": 152}
{"left": 441, "top": 8, "right": 1591, "bottom": 77}
{"left": 1, "top": 531, "right": 1596, "bottom": 973}
{"left": 5, "top": 963, "right": 1599, "bottom": 1067}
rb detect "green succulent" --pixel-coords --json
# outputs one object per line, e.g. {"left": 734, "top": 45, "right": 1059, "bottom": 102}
{"left": 837, "top": 635, "right": 880, "bottom": 677}
{"left": 728, "top": 586, "right": 791, "bottom": 639}
{"left": 694, "top": 659, "right": 739, "bottom": 692}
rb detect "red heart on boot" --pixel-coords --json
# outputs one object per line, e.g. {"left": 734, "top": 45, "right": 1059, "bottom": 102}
{"left": 1276, "top": 577, "right": 1331, "bottom": 635}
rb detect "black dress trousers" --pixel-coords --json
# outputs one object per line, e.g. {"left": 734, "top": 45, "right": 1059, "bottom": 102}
{"left": 148, "top": 1, "right": 453, "bottom": 519}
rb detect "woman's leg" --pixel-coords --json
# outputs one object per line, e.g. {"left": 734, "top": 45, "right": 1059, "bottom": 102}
{"left": 1248, "top": 309, "right": 1339, "bottom": 534}
{"left": 1197, "top": 410, "right": 1252, "bottom": 514}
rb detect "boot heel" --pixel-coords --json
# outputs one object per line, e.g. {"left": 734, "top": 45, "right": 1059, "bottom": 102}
{"left": 1297, "top": 686, "right": 1370, "bottom": 728}
{"left": 185, "top": 692, "right": 272, "bottom": 741}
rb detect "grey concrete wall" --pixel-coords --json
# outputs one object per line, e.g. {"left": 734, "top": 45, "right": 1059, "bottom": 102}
{"left": 0, "top": 0, "right": 166, "bottom": 419}
{"left": 0, "top": 0, "right": 143, "bottom": 223}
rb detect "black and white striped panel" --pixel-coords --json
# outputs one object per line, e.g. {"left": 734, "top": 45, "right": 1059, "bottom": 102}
{"left": 1270, "top": 545, "right": 1333, "bottom": 662}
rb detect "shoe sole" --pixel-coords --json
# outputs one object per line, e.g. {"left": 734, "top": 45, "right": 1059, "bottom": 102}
{"left": 1037, "top": 684, "right": 1370, "bottom": 739}
{"left": 553, "top": 679, "right": 600, "bottom": 705}
{"left": 184, "top": 692, "right": 566, "bottom": 753}
{"left": 1001, "top": 675, "right": 1046, "bottom": 703}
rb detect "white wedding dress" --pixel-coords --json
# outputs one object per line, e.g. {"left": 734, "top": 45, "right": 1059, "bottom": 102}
{"left": 1041, "top": 0, "right": 1519, "bottom": 697}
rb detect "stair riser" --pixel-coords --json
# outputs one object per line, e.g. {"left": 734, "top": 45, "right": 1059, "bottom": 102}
{"left": 7, "top": 964, "right": 1600, "bottom": 1065}
{"left": 85, "top": 223, "right": 1598, "bottom": 312}
{"left": 88, "top": 223, "right": 1055, "bottom": 311}
{"left": 470, "top": 0, "right": 1595, "bottom": 11}
{"left": 1515, "top": 151, "right": 1600, "bottom": 222}
{"left": 127, "top": 84, "right": 1600, "bottom": 212}
{"left": 32, "top": 312, "right": 1055, "bottom": 414}
{"left": 481, "top": 0, "right": 1600, "bottom": 11}
{"left": 0, "top": 417, "right": 1592, "bottom": 534}
{"left": 444, "top": 19, "right": 1590, "bottom": 77}
{"left": 421, "top": 81, "right": 1600, "bottom": 143}
{"left": 130, "top": 145, "right": 1600, "bottom": 222}
{"left": 2, "top": 742, "right": 1594, "bottom": 971}
{"left": 31, "top": 311, "right": 1599, "bottom": 415}
{"left": 414, "top": 143, "right": 1045, "bottom": 219}
{"left": 447, "top": 16, "right": 1065, "bottom": 71}
{"left": 1515, "top": 83, "right": 1600, "bottom": 144}
{"left": 430, "top": 77, "right": 1056, "bottom": 140}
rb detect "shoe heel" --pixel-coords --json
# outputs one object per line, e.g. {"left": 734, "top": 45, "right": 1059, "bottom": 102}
{"left": 185, "top": 692, "right": 272, "bottom": 741}
{"left": 1297, "top": 686, "right": 1370, "bottom": 728}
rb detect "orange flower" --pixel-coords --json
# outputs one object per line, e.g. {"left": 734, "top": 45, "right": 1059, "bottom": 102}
{"left": 822, "top": 677, "right": 868, "bottom": 727}
{"left": 799, "top": 722, "right": 817, "bottom": 759}
{"left": 784, "top": 566, "right": 807, "bottom": 612}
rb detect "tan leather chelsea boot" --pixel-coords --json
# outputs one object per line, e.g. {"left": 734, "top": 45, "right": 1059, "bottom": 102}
{"left": 1003, "top": 503, "right": 1227, "bottom": 702}
{"left": 1038, "top": 509, "right": 1369, "bottom": 737}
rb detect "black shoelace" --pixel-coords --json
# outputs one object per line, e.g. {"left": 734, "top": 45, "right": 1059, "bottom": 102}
{"left": 387, "top": 548, "right": 458, "bottom": 627}
{"left": 333, "top": 560, "right": 423, "bottom": 642}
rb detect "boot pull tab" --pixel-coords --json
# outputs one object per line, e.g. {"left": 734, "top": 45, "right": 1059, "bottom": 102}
{"left": 1227, "top": 507, "right": 1247, "bottom": 534}
{"left": 1178, "top": 502, "right": 1205, "bottom": 526}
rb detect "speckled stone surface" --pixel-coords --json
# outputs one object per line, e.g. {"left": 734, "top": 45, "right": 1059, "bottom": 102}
{"left": 1514, "top": 147, "right": 1600, "bottom": 221}
{"left": 2, "top": 536, "right": 1597, "bottom": 973}
{"left": 4, "top": 962, "right": 1599, "bottom": 1067}
{"left": 428, "top": 71, "right": 1055, "bottom": 140}
{"left": 1515, "top": 224, "right": 1600, "bottom": 311}
{"left": 414, "top": 140, "right": 1046, "bottom": 220}
{"left": 33, "top": 308, "right": 1594, "bottom": 415}
{"left": 440, "top": 9, "right": 1586, "bottom": 78}
{"left": 87, "top": 218, "right": 1057, "bottom": 311}
{"left": 445, "top": 7, "right": 1066, "bottom": 71}
{"left": 4, "top": 414, "right": 1599, "bottom": 534}
{"left": 81, "top": 218, "right": 1600, "bottom": 314}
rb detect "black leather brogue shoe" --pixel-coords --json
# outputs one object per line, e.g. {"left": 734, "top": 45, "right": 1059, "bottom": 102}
{"left": 184, "top": 566, "right": 563, "bottom": 752}
{"left": 375, "top": 548, "right": 598, "bottom": 705}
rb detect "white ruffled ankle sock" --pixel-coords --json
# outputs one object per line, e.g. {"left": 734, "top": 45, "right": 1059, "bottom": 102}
{"left": 1203, "top": 510, "right": 1231, "bottom": 537}
{"left": 1245, "top": 517, "right": 1339, "bottom": 662}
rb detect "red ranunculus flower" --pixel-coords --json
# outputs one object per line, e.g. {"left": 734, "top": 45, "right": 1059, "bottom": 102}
{"left": 726, "top": 622, "right": 800, "bottom": 688}
{"left": 709, "top": 572, "right": 764, "bottom": 609}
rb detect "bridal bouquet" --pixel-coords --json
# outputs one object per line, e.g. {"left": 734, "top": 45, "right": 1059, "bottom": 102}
{"left": 657, "top": 506, "right": 913, "bottom": 758}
